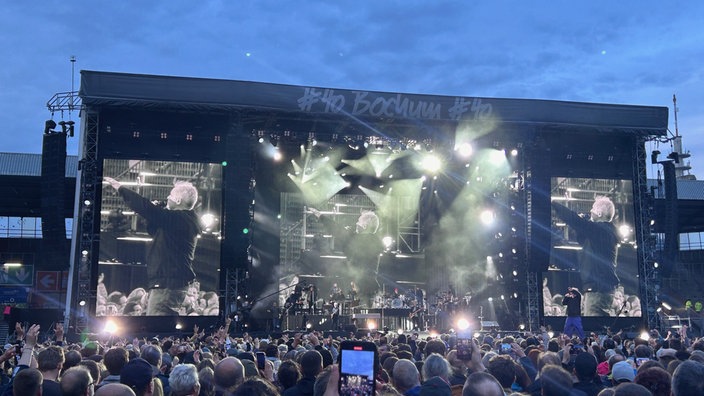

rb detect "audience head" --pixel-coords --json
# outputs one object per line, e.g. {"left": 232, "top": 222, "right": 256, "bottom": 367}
{"left": 169, "top": 363, "right": 199, "bottom": 396}
{"left": 634, "top": 366, "right": 671, "bottom": 396}
{"left": 232, "top": 377, "right": 280, "bottom": 396}
{"left": 120, "top": 357, "right": 154, "bottom": 396}
{"left": 462, "top": 371, "right": 504, "bottom": 396}
{"left": 300, "top": 350, "right": 324, "bottom": 378}
{"left": 540, "top": 365, "right": 573, "bottom": 396}
{"left": 486, "top": 355, "right": 515, "bottom": 389}
{"left": 37, "top": 345, "right": 65, "bottom": 372}
{"left": 277, "top": 360, "right": 302, "bottom": 390}
{"left": 13, "top": 367, "right": 43, "bottom": 396}
{"left": 671, "top": 360, "right": 704, "bottom": 396}
{"left": 422, "top": 353, "right": 451, "bottom": 382}
{"left": 213, "top": 356, "right": 245, "bottom": 393}
{"left": 104, "top": 347, "right": 129, "bottom": 376}
{"left": 95, "top": 383, "right": 137, "bottom": 396}
{"left": 392, "top": 359, "right": 421, "bottom": 393}
{"left": 574, "top": 352, "right": 598, "bottom": 381}
{"left": 60, "top": 366, "right": 94, "bottom": 396}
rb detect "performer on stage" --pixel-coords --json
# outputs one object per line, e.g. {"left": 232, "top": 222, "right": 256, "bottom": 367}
{"left": 348, "top": 281, "right": 359, "bottom": 301}
{"left": 552, "top": 196, "right": 619, "bottom": 316}
{"left": 104, "top": 176, "right": 201, "bottom": 315}
{"left": 562, "top": 287, "right": 584, "bottom": 339}
{"left": 331, "top": 301, "right": 341, "bottom": 330}
{"left": 310, "top": 208, "right": 383, "bottom": 306}
{"left": 330, "top": 283, "right": 344, "bottom": 301}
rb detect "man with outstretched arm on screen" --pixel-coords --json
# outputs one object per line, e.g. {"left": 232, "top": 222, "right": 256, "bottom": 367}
{"left": 551, "top": 196, "right": 619, "bottom": 316}
{"left": 104, "top": 176, "right": 201, "bottom": 315}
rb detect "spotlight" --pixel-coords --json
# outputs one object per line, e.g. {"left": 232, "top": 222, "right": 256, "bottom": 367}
{"left": 479, "top": 210, "right": 495, "bottom": 226}
{"left": 488, "top": 297, "right": 493, "bottom": 302}
{"left": 44, "top": 120, "right": 57, "bottom": 134}
{"left": 456, "top": 143, "right": 473, "bottom": 158}
{"left": 639, "top": 331, "right": 650, "bottom": 341}
{"left": 456, "top": 318, "right": 470, "bottom": 330}
{"left": 548, "top": 331, "right": 554, "bottom": 338}
{"left": 421, "top": 153, "right": 442, "bottom": 173}
{"left": 104, "top": 320, "right": 118, "bottom": 334}
{"left": 201, "top": 213, "right": 217, "bottom": 230}
{"left": 397, "top": 328, "right": 404, "bottom": 335}
{"left": 175, "top": 323, "right": 183, "bottom": 330}
{"left": 519, "top": 324, "right": 525, "bottom": 330}
{"left": 368, "top": 321, "right": 377, "bottom": 331}
{"left": 618, "top": 225, "right": 632, "bottom": 240}
{"left": 661, "top": 302, "right": 672, "bottom": 311}
{"left": 84, "top": 199, "right": 92, "bottom": 206}
{"left": 382, "top": 236, "right": 394, "bottom": 250}
{"left": 79, "top": 300, "right": 86, "bottom": 306}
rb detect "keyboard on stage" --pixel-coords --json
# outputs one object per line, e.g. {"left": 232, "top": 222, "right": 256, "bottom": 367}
{"left": 351, "top": 313, "right": 381, "bottom": 319}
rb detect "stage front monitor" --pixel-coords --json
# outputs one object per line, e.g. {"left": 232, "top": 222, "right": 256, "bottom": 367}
{"left": 543, "top": 177, "right": 641, "bottom": 318}
{"left": 97, "top": 159, "right": 222, "bottom": 317}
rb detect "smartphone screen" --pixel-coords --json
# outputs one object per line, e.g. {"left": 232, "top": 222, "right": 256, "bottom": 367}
{"left": 256, "top": 351, "right": 266, "bottom": 370}
{"left": 339, "top": 341, "right": 377, "bottom": 396}
{"left": 500, "top": 343, "right": 512, "bottom": 354}
{"left": 456, "top": 338, "right": 472, "bottom": 360}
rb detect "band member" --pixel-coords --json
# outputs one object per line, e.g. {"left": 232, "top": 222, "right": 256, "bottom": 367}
{"left": 306, "top": 284, "right": 317, "bottom": 314}
{"left": 330, "top": 283, "right": 344, "bottom": 301}
{"left": 348, "top": 281, "right": 359, "bottom": 301}
{"left": 331, "top": 302, "right": 341, "bottom": 330}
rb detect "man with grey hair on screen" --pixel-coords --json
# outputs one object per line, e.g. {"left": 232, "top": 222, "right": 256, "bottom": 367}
{"left": 104, "top": 177, "right": 201, "bottom": 315}
{"left": 552, "top": 195, "right": 620, "bottom": 316}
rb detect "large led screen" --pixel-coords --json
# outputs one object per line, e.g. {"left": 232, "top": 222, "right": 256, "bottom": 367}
{"left": 543, "top": 177, "right": 641, "bottom": 317}
{"left": 97, "top": 159, "right": 222, "bottom": 316}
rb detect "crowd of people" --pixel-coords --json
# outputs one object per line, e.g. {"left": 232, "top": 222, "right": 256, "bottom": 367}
{"left": 2, "top": 318, "right": 704, "bottom": 396}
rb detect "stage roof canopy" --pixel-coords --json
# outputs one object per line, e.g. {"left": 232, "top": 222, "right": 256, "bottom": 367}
{"left": 79, "top": 70, "right": 668, "bottom": 138}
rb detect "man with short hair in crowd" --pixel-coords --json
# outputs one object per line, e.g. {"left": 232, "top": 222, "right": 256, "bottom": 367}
{"left": 169, "top": 364, "right": 200, "bottom": 396}
{"left": 12, "top": 367, "right": 43, "bottom": 396}
{"left": 540, "top": 365, "right": 576, "bottom": 396}
{"left": 486, "top": 355, "right": 515, "bottom": 394}
{"left": 284, "top": 350, "right": 323, "bottom": 396}
{"left": 213, "top": 356, "right": 245, "bottom": 396}
{"left": 140, "top": 345, "right": 165, "bottom": 395}
{"left": 420, "top": 353, "right": 452, "bottom": 396}
{"left": 37, "top": 345, "right": 64, "bottom": 396}
{"left": 572, "top": 352, "right": 604, "bottom": 396}
{"left": 60, "top": 366, "right": 94, "bottom": 396}
{"left": 120, "top": 358, "right": 155, "bottom": 396}
{"left": 462, "top": 371, "right": 504, "bottom": 396}
{"left": 671, "top": 360, "right": 704, "bottom": 396}
{"left": 95, "top": 383, "right": 137, "bottom": 396}
{"left": 100, "top": 348, "right": 129, "bottom": 388}
{"left": 392, "top": 359, "right": 421, "bottom": 396}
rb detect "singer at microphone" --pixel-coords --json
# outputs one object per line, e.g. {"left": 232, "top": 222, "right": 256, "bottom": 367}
{"left": 562, "top": 287, "right": 584, "bottom": 339}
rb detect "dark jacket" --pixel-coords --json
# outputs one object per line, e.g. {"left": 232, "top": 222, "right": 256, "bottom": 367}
{"left": 119, "top": 188, "right": 200, "bottom": 289}
{"left": 282, "top": 376, "right": 316, "bottom": 396}
{"left": 419, "top": 376, "right": 451, "bottom": 396}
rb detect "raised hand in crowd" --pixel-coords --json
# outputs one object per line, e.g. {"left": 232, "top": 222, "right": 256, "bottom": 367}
{"left": 14, "top": 322, "right": 24, "bottom": 341}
